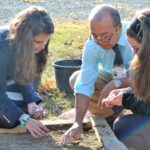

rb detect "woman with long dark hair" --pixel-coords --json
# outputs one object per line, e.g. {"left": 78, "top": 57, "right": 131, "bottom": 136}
{"left": 0, "top": 6, "right": 54, "bottom": 138}
{"left": 101, "top": 8, "right": 150, "bottom": 149}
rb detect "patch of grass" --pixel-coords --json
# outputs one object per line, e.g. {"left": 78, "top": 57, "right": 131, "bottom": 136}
{"left": 39, "top": 20, "right": 89, "bottom": 118}
{"left": 42, "top": 20, "right": 89, "bottom": 79}
{"left": 50, "top": 20, "right": 89, "bottom": 60}
{"left": 44, "top": 91, "right": 75, "bottom": 119}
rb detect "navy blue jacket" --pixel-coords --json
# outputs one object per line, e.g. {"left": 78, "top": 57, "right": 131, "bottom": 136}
{"left": 0, "top": 27, "right": 41, "bottom": 126}
{"left": 123, "top": 93, "right": 150, "bottom": 115}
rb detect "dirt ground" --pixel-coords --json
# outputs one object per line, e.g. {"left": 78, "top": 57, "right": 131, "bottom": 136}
{"left": 0, "top": 129, "right": 101, "bottom": 150}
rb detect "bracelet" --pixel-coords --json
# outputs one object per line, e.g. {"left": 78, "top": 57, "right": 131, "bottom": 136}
{"left": 20, "top": 114, "right": 30, "bottom": 126}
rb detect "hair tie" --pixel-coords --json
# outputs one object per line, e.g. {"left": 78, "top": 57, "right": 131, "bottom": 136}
{"left": 130, "top": 19, "right": 141, "bottom": 33}
{"left": 130, "top": 18, "right": 143, "bottom": 41}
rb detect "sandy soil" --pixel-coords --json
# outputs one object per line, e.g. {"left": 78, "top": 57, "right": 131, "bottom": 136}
{"left": 0, "top": 129, "right": 101, "bottom": 150}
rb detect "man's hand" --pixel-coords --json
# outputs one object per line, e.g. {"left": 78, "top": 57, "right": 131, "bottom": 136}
{"left": 60, "top": 94, "right": 89, "bottom": 145}
{"left": 25, "top": 118, "right": 49, "bottom": 138}
{"left": 60, "top": 122, "right": 83, "bottom": 145}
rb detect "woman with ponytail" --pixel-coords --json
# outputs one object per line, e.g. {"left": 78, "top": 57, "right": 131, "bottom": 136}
{"left": 101, "top": 8, "right": 150, "bottom": 149}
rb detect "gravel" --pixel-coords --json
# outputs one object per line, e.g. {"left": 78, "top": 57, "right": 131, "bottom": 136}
{"left": 0, "top": 0, "right": 150, "bottom": 24}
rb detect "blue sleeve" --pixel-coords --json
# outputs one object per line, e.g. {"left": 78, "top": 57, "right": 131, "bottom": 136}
{"left": 0, "top": 37, "right": 24, "bottom": 126}
{"left": 0, "top": 27, "right": 10, "bottom": 40}
{"left": 74, "top": 39, "right": 99, "bottom": 97}
{"left": 122, "top": 93, "right": 150, "bottom": 115}
{"left": 19, "top": 83, "right": 42, "bottom": 104}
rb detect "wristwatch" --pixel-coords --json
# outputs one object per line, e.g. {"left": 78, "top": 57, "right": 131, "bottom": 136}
{"left": 114, "top": 79, "right": 122, "bottom": 88}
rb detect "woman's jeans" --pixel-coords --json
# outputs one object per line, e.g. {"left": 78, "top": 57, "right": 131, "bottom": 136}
{"left": 114, "top": 114, "right": 150, "bottom": 150}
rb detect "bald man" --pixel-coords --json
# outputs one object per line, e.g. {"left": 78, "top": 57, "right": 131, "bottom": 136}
{"left": 60, "top": 4, "right": 133, "bottom": 145}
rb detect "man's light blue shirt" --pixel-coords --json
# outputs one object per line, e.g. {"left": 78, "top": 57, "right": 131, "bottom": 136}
{"left": 74, "top": 23, "right": 134, "bottom": 97}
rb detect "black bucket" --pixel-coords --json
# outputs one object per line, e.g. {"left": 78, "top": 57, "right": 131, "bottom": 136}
{"left": 52, "top": 59, "right": 82, "bottom": 93}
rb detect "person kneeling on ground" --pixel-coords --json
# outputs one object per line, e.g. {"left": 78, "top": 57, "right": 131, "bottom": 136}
{"left": 0, "top": 6, "right": 54, "bottom": 138}
{"left": 60, "top": 4, "right": 133, "bottom": 145}
{"left": 101, "top": 8, "right": 150, "bottom": 150}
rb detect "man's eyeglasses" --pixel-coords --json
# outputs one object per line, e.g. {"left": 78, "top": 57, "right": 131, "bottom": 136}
{"left": 90, "top": 26, "right": 118, "bottom": 43}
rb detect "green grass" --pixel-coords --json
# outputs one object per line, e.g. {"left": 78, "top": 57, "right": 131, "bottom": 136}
{"left": 40, "top": 20, "right": 89, "bottom": 118}
{"left": 49, "top": 20, "right": 89, "bottom": 61}
{"left": 42, "top": 20, "right": 89, "bottom": 79}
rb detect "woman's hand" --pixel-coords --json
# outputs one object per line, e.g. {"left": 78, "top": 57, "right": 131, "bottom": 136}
{"left": 27, "top": 102, "right": 48, "bottom": 120}
{"left": 101, "top": 89, "right": 124, "bottom": 109}
{"left": 101, "top": 87, "right": 132, "bottom": 109}
{"left": 25, "top": 117, "right": 49, "bottom": 138}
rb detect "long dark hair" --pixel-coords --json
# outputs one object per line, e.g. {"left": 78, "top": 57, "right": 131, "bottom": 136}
{"left": 127, "top": 9, "right": 150, "bottom": 101}
{"left": 9, "top": 6, "right": 54, "bottom": 84}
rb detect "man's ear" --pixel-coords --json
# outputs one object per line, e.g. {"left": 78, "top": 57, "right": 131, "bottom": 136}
{"left": 118, "top": 23, "right": 122, "bottom": 30}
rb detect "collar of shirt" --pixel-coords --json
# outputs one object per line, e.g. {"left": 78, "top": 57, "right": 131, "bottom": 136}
{"left": 117, "top": 22, "right": 128, "bottom": 47}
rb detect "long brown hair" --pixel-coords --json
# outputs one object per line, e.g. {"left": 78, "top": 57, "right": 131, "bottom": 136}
{"left": 127, "top": 9, "right": 150, "bottom": 101}
{"left": 9, "top": 6, "right": 54, "bottom": 84}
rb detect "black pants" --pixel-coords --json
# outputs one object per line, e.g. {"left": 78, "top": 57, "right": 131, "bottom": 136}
{"left": 0, "top": 99, "right": 29, "bottom": 128}
{"left": 0, "top": 115, "right": 19, "bottom": 128}
{"left": 0, "top": 77, "right": 41, "bottom": 128}
{"left": 113, "top": 114, "right": 150, "bottom": 150}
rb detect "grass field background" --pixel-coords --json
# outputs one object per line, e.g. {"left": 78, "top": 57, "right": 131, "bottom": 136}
{"left": 39, "top": 20, "right": 89, "bottom": 118}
